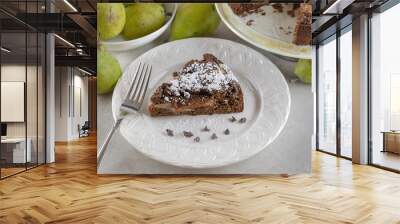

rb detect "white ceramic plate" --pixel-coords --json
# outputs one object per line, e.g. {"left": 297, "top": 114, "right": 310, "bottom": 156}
{"left": 101, "top": 3, "right": 177, "bottom": 52}
{"left": 112, "top": 38, "right": 290, "bottom": 168}
{"left": 215, "top": 3, "right": 311, "bottom": 59}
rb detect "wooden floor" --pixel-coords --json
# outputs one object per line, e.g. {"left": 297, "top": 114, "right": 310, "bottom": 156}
{"left": 373, "top": 150, "right": 400, "bottom": 171}
{"left": 1, "top": 167, "right": 26, "bottom": 178}
{"left": 1, "top": 135, "right": 400, "bottom": 224}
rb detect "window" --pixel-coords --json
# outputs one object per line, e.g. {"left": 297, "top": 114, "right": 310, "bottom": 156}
{"left": 339, "top": 28, "right": 352, "bottom": 158}
{"left": 0, "top": 1, "right": 47, "bottom": 179}
{"left": 316, "top": 26, "right": 353, "bottom": 159}
{"left": 390, "top": 74, "right": 400, "bottom": 130}
{"left": 370, "top": 2, "right": 400, "bottom": 171}
{"left": 317, "top": 36, "right": 337, "bottom": 154}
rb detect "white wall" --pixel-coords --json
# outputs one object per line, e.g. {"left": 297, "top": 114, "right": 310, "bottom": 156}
{"left": 1, "top": 65, "right": 26, "bottom": 138}
{"left": 1, "top": 65, "right": 41, "bottom": 137}
{"left": 54, "top": 67, "right": 89, "bottom": 141}
{"left": 1, "top": 63, "right": 47, "bottom": 164}
{"left": 54, "top": 66, "right": 69, "bottom": 141}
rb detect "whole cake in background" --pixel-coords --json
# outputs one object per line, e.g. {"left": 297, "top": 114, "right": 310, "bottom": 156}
{"left": 229, "top": 3, "right": 312, "bottom": 45}
{"left": 148, "top": 54, "right": 244, "bottom": 116}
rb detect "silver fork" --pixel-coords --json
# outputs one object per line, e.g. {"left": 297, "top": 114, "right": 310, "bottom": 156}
{"left": 97, "top": 63, "right": 152, "bottom": 169}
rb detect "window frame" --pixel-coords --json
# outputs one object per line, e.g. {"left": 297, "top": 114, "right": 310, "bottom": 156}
{"left": 315, "top": 24, "right": 353, "bottom": 161}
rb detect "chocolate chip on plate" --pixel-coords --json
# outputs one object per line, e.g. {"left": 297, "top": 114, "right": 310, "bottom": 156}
{"left": 194, "top": 137, "right": 200, "bottom": 142}
{"left": 183, "top": 131, "right": 194, "bottom": 138}
{"left": 211, "top": 133, "right": 218, "bottom": 140}
{"left": 224, "top": 129, "right": 230, "bottom": 135}
{"left": 166, "top": 129, "right": 174, "bottom": 136}
{"left": 202, "top": 126, "right": 210, "bottom": 132}
{"left": 238, "top": 117, "right": 247, "bottom": 123}
{"left": 229, "top": 116, "right": 237, "bottom": 122}
{"left": 246, "top": 19, "right": 254, "bottom": 26}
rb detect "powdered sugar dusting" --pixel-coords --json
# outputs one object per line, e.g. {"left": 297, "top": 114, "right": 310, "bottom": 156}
{"left": 165, "top": 60, "right": 238, "bottom": 100}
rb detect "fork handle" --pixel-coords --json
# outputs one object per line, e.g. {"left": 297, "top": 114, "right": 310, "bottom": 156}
{"left": 97, "top": 118, "right": 122, "bottom": 169}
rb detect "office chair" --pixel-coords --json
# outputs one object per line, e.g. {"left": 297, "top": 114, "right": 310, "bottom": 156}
{"left": 79, "top": 121, "right": 90, "bottom": 138}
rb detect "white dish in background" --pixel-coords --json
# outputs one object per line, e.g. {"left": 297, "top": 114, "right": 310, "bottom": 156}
{"left": 112, "top": 38, "right": 291, "bottom": 168}
{"left": 100, "top": 3, "right": 177, "bottom": 52}
{"left": 215, "top": 3, "right": 311, "bottom": 59}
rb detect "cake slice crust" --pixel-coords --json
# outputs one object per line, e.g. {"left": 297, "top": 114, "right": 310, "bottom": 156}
{"left": 148, "top": 54, "right": 244, "bottom": 116}
{"left": 293, "top": 3, "right": 312, "bottom": 45}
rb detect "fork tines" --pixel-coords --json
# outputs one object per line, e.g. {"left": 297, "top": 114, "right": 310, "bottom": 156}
{"left": 122, "top": 63, "right": 152, "bottom": 112}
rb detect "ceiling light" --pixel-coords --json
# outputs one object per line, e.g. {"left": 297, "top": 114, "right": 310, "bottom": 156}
{"left": 63, "top": 0, "right": 78, "bottom": 12}
{"left": 76, "top": 48, "right": 86, "bottom": 55}
{"left": 1, "top": 47, "right": 11, "bottom": 53}
{"left": 54, "top": 34, "right": 75, "bottom": 48}
{"left": 77, "top": 67, "right": 92, "bottom": 76}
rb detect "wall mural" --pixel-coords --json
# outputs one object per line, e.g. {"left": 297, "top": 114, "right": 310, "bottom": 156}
{"left": 96, "top": 3, "right": 313, "bottom": 174}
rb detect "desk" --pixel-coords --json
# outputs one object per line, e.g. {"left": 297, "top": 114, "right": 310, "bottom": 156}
{"left": 1, "top": 138, "right": 31, "bottom": 163}
{"left": 382, "top": 131, "right": 400, "bottom": 154}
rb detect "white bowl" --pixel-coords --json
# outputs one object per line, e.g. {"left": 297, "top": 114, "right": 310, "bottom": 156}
{"left": 100, "top": 3, "right": 177, "bottom": 52}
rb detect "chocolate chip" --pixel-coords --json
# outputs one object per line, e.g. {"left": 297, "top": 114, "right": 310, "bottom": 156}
{"left": 239, "top": 117, "right": 247, "bottom": 123}
{"left": 229, "top": 116, "right": 237, "bottom": 122}
{"left": 246, "top": 19, "right": 254, "bottom": 26}
{"left": 194, "top": 137, "right": 200, "bottom": 142}
{"left": 202, "top": 126, "right": 210, "bottom": 132}
{"left": 224, "top": 129, "right": 230, "bottom": 135}
{"left": 166, "top": 129, "right": 174, "bottom": 136}
{"left": 211, "top": 133, "right": 218, "bottom": 140}
{"left": 183, "top": 131, "right": 194, "bottom": 138}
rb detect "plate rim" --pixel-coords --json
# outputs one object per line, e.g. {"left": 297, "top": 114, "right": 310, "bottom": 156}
{"left": 215, "top": 3, "right": 311, "bottom": 60}
{"left": 112, "top": 37, "right": 291, "bottom": 168}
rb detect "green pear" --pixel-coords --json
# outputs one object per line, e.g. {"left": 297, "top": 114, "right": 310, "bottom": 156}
{"left": 294, "top": 59, "right": 312, "bottom": 84}
{"left": 122, "top": 4, "right": 165, "bottom": 40}
{"left": 170, "top": 4, "right": 220, "bottom": 40}
{"left": 97, "top": 3, "right": 126, "bottom": 41}
{"left": 97, "top": 50, "right": 122, "bottom": 94}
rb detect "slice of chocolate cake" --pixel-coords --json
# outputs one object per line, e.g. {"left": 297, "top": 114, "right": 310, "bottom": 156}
{"left": 148, "top": 54, "right": 244, "bottom": 116}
